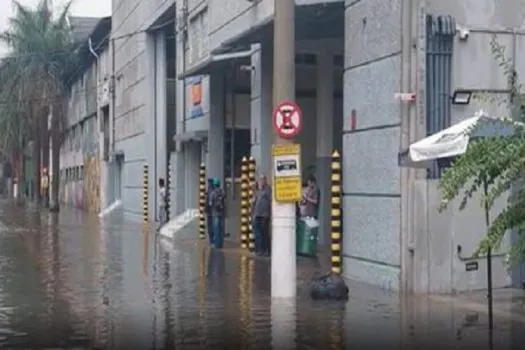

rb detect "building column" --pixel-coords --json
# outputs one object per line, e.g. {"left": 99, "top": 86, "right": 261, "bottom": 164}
{"left": 207, "top": 71, "right": 225, "bottom": 182}
{"left": 155, "top": 32, "right": 168, "bottom": 219}
{"left": 173, "top": 8, "right": 186, "bottom": 215}
{"left": 316, "top": 50, "right": 334, "bottom": 246}
{"left": 145, "top": 32, "right": 157, "bottom": 221}
{"left": 250, "top": 42, "right": 273, "bottom": 176}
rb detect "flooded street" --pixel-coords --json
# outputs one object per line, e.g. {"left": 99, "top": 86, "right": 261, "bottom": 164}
{"left": 0, "top": 200, "right": 523, "bottom": 349}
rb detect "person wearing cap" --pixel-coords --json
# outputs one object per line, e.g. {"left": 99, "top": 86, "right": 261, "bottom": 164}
{"left": 205, "top": 178, "right": 214, "bottom": 244}
{"left": 251, "top": 174, "right": 272, "bottom": 256}
{"left": 209, "top": 178, "right": 226, "bottom": 248}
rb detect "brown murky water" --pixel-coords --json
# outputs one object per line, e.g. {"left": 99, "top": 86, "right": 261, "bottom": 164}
{"left": 0, "top": 200, "right": 522, "bottom": 349}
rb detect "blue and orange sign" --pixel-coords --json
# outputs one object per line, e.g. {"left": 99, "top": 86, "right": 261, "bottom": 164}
{"left": 188, "top": 76, "right": 204, "bottom": 118}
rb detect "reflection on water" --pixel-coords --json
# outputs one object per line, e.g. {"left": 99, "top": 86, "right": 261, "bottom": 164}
{"left": 0, "top": 200, "right": 522, "bottom": 348}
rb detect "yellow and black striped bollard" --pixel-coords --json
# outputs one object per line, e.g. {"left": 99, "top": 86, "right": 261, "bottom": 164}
{"left": 142, "top": 164, "right": 149, "bottom": 225}
{"left": 198, "top": 243, "right": 207, "bottom": 335}
{"left": 239, "top": 254, "right": 249, "bottom": 345}
{"left": 167, "top": 158, "right": 172, "bottom": 221}
{"left": 330, "top": 150, "right": 342, "bottom": 275}
{"left": 199, "top": 163, "right": 206, "bottom": 240}
{"left": 248, "top": 157, "right": 256, "bottom": 252}
{"left": 240, "top": 157, "right": 249, "bottom": 249}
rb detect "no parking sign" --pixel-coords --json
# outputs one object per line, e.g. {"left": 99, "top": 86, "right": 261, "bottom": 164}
{"left": 272, "top": 101, "right": 302, "bottom": 139}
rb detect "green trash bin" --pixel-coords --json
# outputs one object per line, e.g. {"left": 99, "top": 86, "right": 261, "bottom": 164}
{"left": 296, "top": 218, "right": 319, "bottom": 256}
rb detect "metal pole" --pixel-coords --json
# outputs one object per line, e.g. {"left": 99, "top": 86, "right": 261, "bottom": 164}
{"left": 271, "top": 0, "right": 296, "bottom": 298}
{"left": 483, "top": 180, "right": 494, "bottom": 336}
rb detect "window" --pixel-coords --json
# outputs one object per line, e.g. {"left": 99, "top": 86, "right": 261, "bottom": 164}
{"left": 425, "top": 14, "right": 455, "bottom": 178}
{"left": 188, "top": 8, "right": 208, "bottom": 64}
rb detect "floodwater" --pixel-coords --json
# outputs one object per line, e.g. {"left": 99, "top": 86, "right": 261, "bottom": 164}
{"left": 0, "top": 200, "right": 523, "bottom": 349}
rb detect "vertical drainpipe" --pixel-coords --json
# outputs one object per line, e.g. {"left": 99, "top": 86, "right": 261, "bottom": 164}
{"left": 110, "top": 36, "right": 117, "bottom": 205}
{"left": 230, "top": 61, "right": 236, "bottom": 198}
{"left": 88, "top": 37, "right": 100, "bottom": 211}
{"left": 181, "top": 0, "right": 187, "bottom": 142}
{"left": 400, "top": 0, "right": 416, "bottom": 294}
{"left": 178, "top": 0, "right": 188, "bottom": 210}
{"left": 111, "top": 38, "right": 116, "bottom": 154}
{"left": 222, "top": 68, "right": 228, "bottom": 185}
{"left": 510, "top": 29, "right": 520, "bottom": 286}
{"left": 153, "top": 34, "right": 158, "bottom": 220}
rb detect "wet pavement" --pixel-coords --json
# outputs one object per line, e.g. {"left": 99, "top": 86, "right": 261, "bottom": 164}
{"left": 0, "top": 199, "right": 523, "bottom": 349}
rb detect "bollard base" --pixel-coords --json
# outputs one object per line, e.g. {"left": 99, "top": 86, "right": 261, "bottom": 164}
{"left": 309, "top": 272, "right": 349, "bottom": 301}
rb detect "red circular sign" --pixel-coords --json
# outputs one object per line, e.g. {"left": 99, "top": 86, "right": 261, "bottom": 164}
{"left": 272, "top": 100, "right": 302, "bottom": 139}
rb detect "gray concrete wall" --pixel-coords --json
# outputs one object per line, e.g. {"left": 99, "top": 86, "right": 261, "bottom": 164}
{"left": 111, "top": 0, "right": 175, "bottom": 220}
{"left": 342, "top": 0, "right": 403, "bottom": 290}
{"left": 342, "top": 0, "right": 525, "bottom": 293}
{"left": 205, "top": 0, "right": 274, "bottom": 54}
{"left": 412, "top": 0, "right": 525, "bottom": 292}
{"left": 202, "top": 0, "right": 343, "bottom": 54}
{"left": 413, "top": 180, "right": 511, "bottom": 294}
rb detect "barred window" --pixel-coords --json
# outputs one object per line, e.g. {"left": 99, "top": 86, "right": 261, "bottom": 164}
{"left": 425, "top": 15, "right": 455, "bottom": 179}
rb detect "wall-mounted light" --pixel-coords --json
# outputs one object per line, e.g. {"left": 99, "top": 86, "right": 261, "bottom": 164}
{"left": 451, "top": 89, "right": 472, "bottom": 105}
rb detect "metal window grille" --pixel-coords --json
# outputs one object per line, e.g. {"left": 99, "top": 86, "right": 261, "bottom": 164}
{"left": 425, "top": 15, "right": 455, "bottom": 179}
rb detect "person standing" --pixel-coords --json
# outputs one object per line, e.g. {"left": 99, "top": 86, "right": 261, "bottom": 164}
{"left": 300, "top": 175, "right": 319, "bottom": 219}
{"left": 252, "top": 175, "right": 272, "bottom": 256}
{"left": 205, "top": 178, "right": 214, "bottom": 244}
{"left": 41, "top": 168, "right": 50, "bottom": 206}
{"left": 209, "top": 178, "right": 226, "bottom": 249}
{"left": 158, "top": 178, "right": 167, "bottom": 230}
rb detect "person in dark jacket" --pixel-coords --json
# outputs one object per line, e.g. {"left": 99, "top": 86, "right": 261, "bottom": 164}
{"left": 300, "top": 175, "right": 319, "bottom": 219}
{"left": 205, "top": 178, "right": 214, "bottom": 244}
{"left": 251, "top": 175, "right": 272, "bottom": 256}
{"left": 209, "top": 178, "right": 226, "bottom": 249}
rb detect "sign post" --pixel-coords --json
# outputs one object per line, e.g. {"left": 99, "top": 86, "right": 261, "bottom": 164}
{"left": 271, "top": 101, "right": 302, "bottom": 300}
{"left": 271, "top": 1, "right": 297, "bottom": 348}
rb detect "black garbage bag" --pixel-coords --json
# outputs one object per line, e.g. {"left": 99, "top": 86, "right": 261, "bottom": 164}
{"left": 309, "top": 273, "right": 349, "bottom": 301}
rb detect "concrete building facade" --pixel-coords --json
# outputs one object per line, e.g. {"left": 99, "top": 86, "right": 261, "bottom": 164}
{"left": 107, "top": 0, "right": 525, "bottom": 293}
{"left": 106, "top": 0, "right": 176, "bottom": 220}
{"left": 59, "top": 17, "right": 111, "bottom": 213}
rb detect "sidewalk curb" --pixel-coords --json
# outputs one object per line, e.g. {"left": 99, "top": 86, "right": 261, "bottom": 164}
{"left": 429, "top": 295, "right": 525, "bottom": 324}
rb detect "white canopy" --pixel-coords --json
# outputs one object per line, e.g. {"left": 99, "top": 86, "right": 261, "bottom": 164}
{"left": 408, "top": 110, "right": 521, "bottom": 163}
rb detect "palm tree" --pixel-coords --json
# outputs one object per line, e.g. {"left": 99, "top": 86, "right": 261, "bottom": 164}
{"left": 0, "top": 0, "right": 78, "bottom": 210}
{"left": 0, "top": 58, "right": 32, "bottom": 200}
